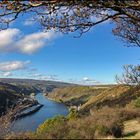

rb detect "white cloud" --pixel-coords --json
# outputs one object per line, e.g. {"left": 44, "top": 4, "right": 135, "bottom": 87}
{"left": 32, "top": 73, "right": 43, "bottom": 77}
{"left": 0, "top": 28, "right": 59, "bottom": 54}
{"left": 24, "top": 19, "right": 36, "bottom": 26}
{"left": 2, "top": 71, "right": 12, "bottom": 77}
{"left": 74, "top": 77, "right": 102, "bottom": 85}
{"left": 17, "top": 31, "right": 56, "bottom": 54}
{"left": 0, "top": 60, "right": 30, "bottom": 72}
{"left": 82, "top": 77, "right": 101, "bottom": 85}
{"left": 0, "top": 28, "right": 20, "bottom": 52}
{"left": 83, "top": 77, "right": 91, "bottom": 81}
{"left": 27, "top": 73, "right": 58, "bottom": 81}
{"left": 68, "top": 77, "right": 102, "bottom": 85}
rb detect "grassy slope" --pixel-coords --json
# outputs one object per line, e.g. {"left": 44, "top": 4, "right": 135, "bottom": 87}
{"left": 47, "top": 85, "right": 110, "bottom": 106}
{"left": 81, "top": 85, "right": 130, "bottom": 113}
{"left": 48, "top": 85, "right": 140, "bottom": 115}
{"left": 83, "top": 85, "right": 140, "bottom": 112}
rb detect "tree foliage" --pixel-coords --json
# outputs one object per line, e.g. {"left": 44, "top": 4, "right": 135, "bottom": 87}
{"left": 116, "top": 65, "right": 140, "bottom": 85}
{"left": 0, "top": 0, "right": 139, "bottom": 47}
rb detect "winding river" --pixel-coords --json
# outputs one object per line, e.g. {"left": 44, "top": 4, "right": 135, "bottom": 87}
{"left": 11, "top": 93, "right": 69, "bottom": 132}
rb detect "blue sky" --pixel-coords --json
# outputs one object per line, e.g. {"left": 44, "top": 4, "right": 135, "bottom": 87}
{"left": 0, "top": 14, "right": 139, "bottom": 85}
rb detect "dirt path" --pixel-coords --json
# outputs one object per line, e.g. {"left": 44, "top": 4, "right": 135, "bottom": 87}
{"left": 123, "top": 119, "right": 140, "bottom": 139}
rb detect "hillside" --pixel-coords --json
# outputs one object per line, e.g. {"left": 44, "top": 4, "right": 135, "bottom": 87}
{"left": 0, "top": 78, "right": 74, "bottom": 92}
{"left": 8, "top": 107, "right": 140, "bottom": 139}
{"left": 0, "top": 81, "right": 45, "bottom": 115}
{"left": 47, "top": 85, "right": 140, "bottom": 115}
{"left": 1, "top": 84, "right": 140, "bottom": 139}
{"left": 47, "top": 85, "right": 111, "bottom": 106}
{"left": 82, "top": 85, "right": 140, "bottom": 114}
{"left": 0, "top": 82, "right": 24, "bottom": 115}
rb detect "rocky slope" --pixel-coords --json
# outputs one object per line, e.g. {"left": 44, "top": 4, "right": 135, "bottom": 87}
{"left": 0, "top": 81, "right": 40, "bottom": 116}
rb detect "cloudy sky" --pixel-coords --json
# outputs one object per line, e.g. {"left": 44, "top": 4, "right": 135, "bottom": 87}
{"left": 0, "top": 13, "right": 139, "bottom": 85}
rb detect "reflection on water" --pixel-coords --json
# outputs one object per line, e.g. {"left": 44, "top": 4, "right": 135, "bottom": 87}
{"left": 11, "top": 93, "right": 69, "bottom": 132}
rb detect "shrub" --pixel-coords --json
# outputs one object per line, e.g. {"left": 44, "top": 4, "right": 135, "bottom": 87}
{"left": 119, "top": 108, "right": 140, "bottom": 121}
{"left": 90, "top": 107, "right": 123, "bottom": 138}
{"left": 6, "top": 107, "right": 140, "bottom": 139}
{"left": 95, "top": 125, "right": 109, "bottom": 136}
{"left": 109, "top": 122, "right": 123, "bottom": 138}
{"left": 67, "top": 108, "right": 79, "bottom": 120}
{"left": 36, "top": 115, "right": 67, "bottom": 136}
{"left": 133, "top": 97, "right": 140, "bottom": 107}
{"left": 0, "top": 105, "right": 24, "bottom": 139}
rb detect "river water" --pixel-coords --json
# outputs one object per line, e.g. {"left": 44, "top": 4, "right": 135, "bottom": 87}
{"left": 11, "top": 93, "right": 69, "bottom": 132}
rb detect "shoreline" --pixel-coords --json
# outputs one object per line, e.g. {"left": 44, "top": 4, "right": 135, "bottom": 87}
{"left": 13, "top": 104, "right": 44, "bottom": 120}
{"left": 45, "top": 96, "right": 71, "bottom": 110}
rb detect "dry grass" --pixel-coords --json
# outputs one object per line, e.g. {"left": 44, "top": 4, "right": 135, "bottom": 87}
{"left": 0, "top": 108, "right": 16, "bottom": 139}
{"left": 80, "top": 85, "right": 140, "bottom": 115}
{"left": 123, "top": 119, "right": 140, "bottom": 139}
{"left": 2, "top": 85, "right": 140, "bottom": 139}
{"left": 0, "top": 104, "right": 29, "bottom": 139}
{"left": 81, "top": 85, "right": 130, "bottom": 110}
{"left": 7, "top": 107, "right": 140, "bottom": 139}
{"left": 47, "top": 86, "right": 107, "bottom": 106}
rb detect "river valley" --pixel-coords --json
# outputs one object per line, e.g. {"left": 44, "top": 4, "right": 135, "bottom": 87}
{"left": 11, "top": 93, "right": 69, "bottom": 132}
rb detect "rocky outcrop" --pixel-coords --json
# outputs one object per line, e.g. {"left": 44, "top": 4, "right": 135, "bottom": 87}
{"left": 14, "top": 104, "right": 44, "bottom": 120}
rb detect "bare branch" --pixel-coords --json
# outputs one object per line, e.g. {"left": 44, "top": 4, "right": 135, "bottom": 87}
{"left": 116, "top": 65, "right": 140, "bottom": 86}
{"left": 0, "top": 0, "right": 139, "bottom": 47}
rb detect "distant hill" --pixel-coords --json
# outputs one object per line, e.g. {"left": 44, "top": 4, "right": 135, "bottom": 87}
{"left": 0, "top": 78, "right": 75, "bottom": 92}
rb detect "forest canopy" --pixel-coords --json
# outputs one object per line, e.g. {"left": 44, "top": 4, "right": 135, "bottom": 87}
{"left": 0, "top": 0, "right": 139, "bottom": 47}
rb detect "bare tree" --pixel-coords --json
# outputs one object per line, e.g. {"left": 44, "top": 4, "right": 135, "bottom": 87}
{"left": 0, "top": 0, "right": 139, "bottom": 47}
{"left": 116, "top": 65, "right": 140, "bottom": 86}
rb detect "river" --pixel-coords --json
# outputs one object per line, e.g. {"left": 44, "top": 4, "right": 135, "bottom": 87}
{"left": 11, "top": 93, "right": 69, "bottom": 132}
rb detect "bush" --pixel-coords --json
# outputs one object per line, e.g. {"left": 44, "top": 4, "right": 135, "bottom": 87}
{"left": 110, "top": 123, "right": 123, "bottom": 138}
{"left": 90, "top": 107, "right": 123, "bottom": 138}
{"left": 67, "top": 108, "right": 79, "bottom": 120}
{"left": 36, "top": 115, "right": 66, "bottom": 135}
{"left": 95, "top": 125, "right": 109, "bottom": 136}
{"left": 6, "top": 107, "right": 140, "bottom": 139}
{"left": 119, "top": 108, "right": 140, "bottom": 121}
{"left": 133, "top": 97, "right": 140, "bottom": 107}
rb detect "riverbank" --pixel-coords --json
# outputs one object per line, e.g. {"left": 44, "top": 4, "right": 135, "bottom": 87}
{"left": 45, "top": 97, "right": 75, "bottom": 112}
{"left": 9, "top": 95, "right": 43, "bottom": 121}
{"left": 45, "top": 86, "right": 108, "bottom": 112}
{"left": 14, "top": 104, "right": 44, "bottom": 120}
{"left": 11, "top": 93, "right": 69, "bottom": 132}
